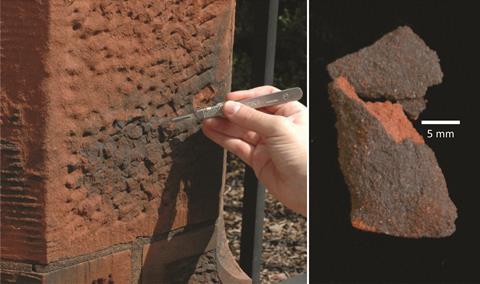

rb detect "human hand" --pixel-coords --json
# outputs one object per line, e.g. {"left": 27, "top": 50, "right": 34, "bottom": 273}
{"left": 202, "top": 86, "right": 307, "bottom": 216}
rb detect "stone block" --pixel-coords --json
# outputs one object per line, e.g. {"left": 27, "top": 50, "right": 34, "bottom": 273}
{"left": 1, "top": 0, "right": 239, "bottom": 281}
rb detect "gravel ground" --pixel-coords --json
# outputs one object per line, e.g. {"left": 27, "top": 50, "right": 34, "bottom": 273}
{"left": 223, "top": 153, "right": 307, "bottom": 283}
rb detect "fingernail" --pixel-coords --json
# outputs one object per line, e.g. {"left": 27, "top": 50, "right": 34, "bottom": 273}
{"left": 223, "top": 101, "right": 241, "bottom": 116}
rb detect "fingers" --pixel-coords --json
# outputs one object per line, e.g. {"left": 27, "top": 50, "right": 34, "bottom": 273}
{"left": 203, "top": 118, "right": 261, "bottom": 145}
{"left": 227, "top": 85, "right": 305, "bottom": 116}
{"left": 227, "top": 85, "right": 280, "bottom": 101}
{"left": 287, "top": 109, "right": 308, "bottom": 127}
{"left": 264, "top": 101, "right": 307, "bottom": 117}
{"left": 222, "top": 100, "right": 287, "bottom": 137}
{"left": 201, "top": 124, "right": 254, "bottom": 166}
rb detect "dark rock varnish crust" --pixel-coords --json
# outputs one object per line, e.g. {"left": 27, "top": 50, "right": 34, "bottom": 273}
{"left": 328, "top": 77, "right": 457, "bottom": 238}
{"left": 327, "top": 26, "right": 443, "bottom": 120}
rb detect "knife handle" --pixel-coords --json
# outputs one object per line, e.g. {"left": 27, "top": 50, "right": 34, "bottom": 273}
{"left": 195, "top": 87, "right": 303, "bottom": 120}
{"left": 238, "top": 87, "right": 303, "bottom": 109}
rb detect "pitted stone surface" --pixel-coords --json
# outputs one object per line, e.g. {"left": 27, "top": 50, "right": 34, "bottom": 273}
{"left": 1, "top": 0, "right": 235, "bottom": 268}
{"left": 44, "top": 0, "right": 234, "bottom": 262}
{"left": 74, "top": 115, "right": 179, "bottom": 223}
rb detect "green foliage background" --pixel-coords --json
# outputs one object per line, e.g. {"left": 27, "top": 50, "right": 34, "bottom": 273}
{"left": 232, "top": 0, "right": 306, "bottom": 97}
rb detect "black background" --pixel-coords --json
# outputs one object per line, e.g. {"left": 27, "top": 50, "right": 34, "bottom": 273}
{"left": 309, "top": 0, "right": 479, "bottom": 282}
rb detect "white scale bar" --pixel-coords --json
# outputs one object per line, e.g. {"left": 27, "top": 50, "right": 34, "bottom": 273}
{"left": 421, "top": 120, "right": 461, "bottom": 125}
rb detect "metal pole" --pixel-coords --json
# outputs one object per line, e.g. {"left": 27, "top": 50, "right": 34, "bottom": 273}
{"left": 239, "top": 0, "right": 279, "bottom": 283}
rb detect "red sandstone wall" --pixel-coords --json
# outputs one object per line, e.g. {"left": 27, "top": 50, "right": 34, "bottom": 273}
{"left": 1, "top": 0, "right": 49, "bottom": 264}
{"left": 1, "top": 0, "right": 240, "bottom": 282}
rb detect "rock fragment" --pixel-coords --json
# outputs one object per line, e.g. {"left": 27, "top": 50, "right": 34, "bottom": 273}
{"left": 328, "top": 77, "right": 457, "bottom": 238}
{"left": 327, "top": 26, "right": 443, "bottom": 119}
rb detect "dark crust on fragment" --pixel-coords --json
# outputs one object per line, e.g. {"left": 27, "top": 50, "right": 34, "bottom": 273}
{"left": 397, "top": 98, "right": 427, "bottom": 120}
{"left": 328, "top": 77, "right": 457, "bottom": 238}
{"left": 327, "top": 26, "right": 443, "bottom": 119}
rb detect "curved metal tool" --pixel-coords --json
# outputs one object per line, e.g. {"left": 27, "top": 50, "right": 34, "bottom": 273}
{"left": 171, "top": 87, "right": 303, "bottom": 123}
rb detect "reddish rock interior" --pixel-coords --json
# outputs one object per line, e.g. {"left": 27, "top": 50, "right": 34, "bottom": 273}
{"left": 351, "top": 219, "right": 378, "bottom": 233}
{"left": 332, "top": 77, "right": 363, "bottom": 103}
{"left": 365, "top": 102, "right": 424, "bottom": 144}
{"left": 334, "top": 77, "right": 424, "bottom": 144}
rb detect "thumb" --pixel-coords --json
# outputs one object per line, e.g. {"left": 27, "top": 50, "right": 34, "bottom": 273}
{"left": 222, "top": 100, "right": 284, "bottom": 136}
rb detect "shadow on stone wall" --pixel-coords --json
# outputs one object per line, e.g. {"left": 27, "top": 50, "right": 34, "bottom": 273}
{"left": 141, "top": 129, "right": 224, "bottom": 283}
